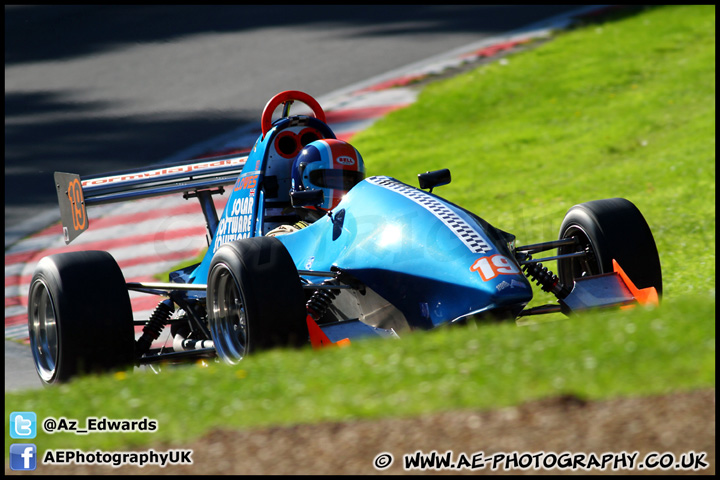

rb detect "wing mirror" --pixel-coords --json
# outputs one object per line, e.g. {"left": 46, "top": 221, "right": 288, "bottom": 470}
{"left": 418, "top": 169, "right": 451, "bottom": 193}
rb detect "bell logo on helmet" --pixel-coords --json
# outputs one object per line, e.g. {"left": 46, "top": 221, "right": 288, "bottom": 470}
{"left": 336, "top": 156, "right": 356, "bottom": 166}
{"left": 291, "top": 138, "right": 366, "bottom": 211}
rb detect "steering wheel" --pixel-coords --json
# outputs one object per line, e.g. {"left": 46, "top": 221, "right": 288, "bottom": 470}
{"left": 261, "top": 90, "right": 327, "bottom": 139}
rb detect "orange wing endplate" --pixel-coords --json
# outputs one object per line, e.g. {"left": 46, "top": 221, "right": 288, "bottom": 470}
{"left": 306, "top": 315, "right": 351, "bottom": 349}
{"left": 612, "top": 259, "right": 659, "bottom": 307}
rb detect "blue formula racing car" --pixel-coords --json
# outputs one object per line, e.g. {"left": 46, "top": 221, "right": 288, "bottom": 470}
{"left": 28, "top": 91, "right": 662, "bottom": 384}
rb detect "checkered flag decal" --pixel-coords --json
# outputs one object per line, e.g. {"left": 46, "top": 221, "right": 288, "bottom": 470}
{"left": 367, "top": 176, "right": 492, "bottom": 254}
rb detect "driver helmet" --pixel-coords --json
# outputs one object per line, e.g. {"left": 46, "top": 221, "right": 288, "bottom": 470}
{"left": 291, "top": 139, "right": 365, "bottom": 211}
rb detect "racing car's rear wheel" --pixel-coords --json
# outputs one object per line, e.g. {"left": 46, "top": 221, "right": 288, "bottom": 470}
{"left": 557, "top": 198, "right": 662, "bottom": 296}
{"left": 207, "top": 237, "right": 307, "bottom": 364}
{"left": 27, "top": 251, "right": 135, "bottom": 384}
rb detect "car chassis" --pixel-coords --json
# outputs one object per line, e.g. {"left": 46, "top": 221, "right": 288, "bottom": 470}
{"left": 28, "top": 91, "right": 662, "bottom": 384}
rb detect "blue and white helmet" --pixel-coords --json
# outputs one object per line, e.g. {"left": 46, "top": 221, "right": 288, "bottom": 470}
{"left": 291, "top": 139, "right": 365, "bottom": 211}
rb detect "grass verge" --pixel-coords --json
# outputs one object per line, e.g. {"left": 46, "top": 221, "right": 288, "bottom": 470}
{"left": 4, "top": 296, "right": 716, "bottom": 452}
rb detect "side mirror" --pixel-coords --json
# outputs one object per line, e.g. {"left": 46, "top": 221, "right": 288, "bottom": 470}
{"left": 418, "top": 169, "right": 451, "bottom": 192}
{"left": 291, "top": 189, "right": 324, "bottom": 208}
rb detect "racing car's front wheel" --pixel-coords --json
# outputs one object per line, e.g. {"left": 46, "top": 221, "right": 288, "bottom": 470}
{"left": 27, "top": 251, "right": 135, "bottom": 384}
{"left": 557, "top": 198, "right": 662, "bottom": 296}
{"left": 207, "top": 237, "right": 307, "bottom": 364}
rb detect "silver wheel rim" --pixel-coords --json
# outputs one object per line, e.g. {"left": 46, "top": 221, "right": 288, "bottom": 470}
{"left": 561, "top": 225, "right": 600, "bottom": 280}
{"left": 28, "top": 280, "right": 59, "bottom": 382}
{"left": 209, "top": 264, "right": 248, "bottom": 364}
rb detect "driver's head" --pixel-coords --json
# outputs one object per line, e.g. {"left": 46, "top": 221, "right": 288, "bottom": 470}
{"left": 291, "top": 139, "right": 365, "bottom": 211}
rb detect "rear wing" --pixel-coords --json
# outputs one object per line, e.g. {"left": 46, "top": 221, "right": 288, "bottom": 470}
{"left": 54, "top": 153, "right": 247, "bottom": 244}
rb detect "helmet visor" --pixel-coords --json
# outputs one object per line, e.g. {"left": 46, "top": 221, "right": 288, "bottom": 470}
{"left": 308, "top": 169, "right": 365, "bottom": 191}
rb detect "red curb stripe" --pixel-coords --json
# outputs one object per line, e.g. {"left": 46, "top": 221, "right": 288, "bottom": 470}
{"left": 325, "top": 104, "right": 411, "bottom": 123}
{"left": 5, "top": 226, "right": 207, "bottom": 266}
{"left": 335, "top": 131, "right": 358, "bottom": 142}
{"left": 5, "top": 296, "right": 23, "bottom": 308}
{"left": 4, "top": 250, "right": 38, "bottom": 268}
{"left": 5, "top": 313, "right": 28, "bottom": 327}
{"left": 6, "top": 275, "right": 27, "bottom": 288}
{"left": 117, "top": 249, "right": 205, "bottom": 270}
{"left": 6, "top": 246, "right": 204, "bottom": 288}
{"left": 6, "top": 295, "right": 174, "bottom": 330}
{"left": 462, "top": 38, "right": 531, "bottom": 59}
{"left": 355, "top": 39, "right": 533, "bottom": 93}
{"left": 359, "top": 74, "right": 428, "bottom": 92}
{"left": 190, "top": 106, "right": 407, "bottom": 159}
{"left": 129, "top": 295, "right": 169, "bottom": 314}
{"left": 28, "top": 197, "right": 229, "bottom": 239}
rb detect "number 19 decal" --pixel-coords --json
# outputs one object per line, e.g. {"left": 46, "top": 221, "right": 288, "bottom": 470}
{"left": 470, "top": 255, "right": 520, "bottom": 282}
{"left": 68, "top": 178, "right": 86, "bottom": 231}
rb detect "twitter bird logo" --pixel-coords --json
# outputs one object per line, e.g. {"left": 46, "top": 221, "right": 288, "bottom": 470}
{"left": 10, "top": 412, "right": 37, "bottom": 439}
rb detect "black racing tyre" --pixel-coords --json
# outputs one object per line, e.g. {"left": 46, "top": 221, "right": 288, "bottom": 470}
{"left": 557, "top": 198, "right": 662, "bottom": 296}
{"left": 27, "top": 251, "right": 135, "bottom": 385}
{"left": 207, "top": 236, "right": 307, "bottom": 364}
